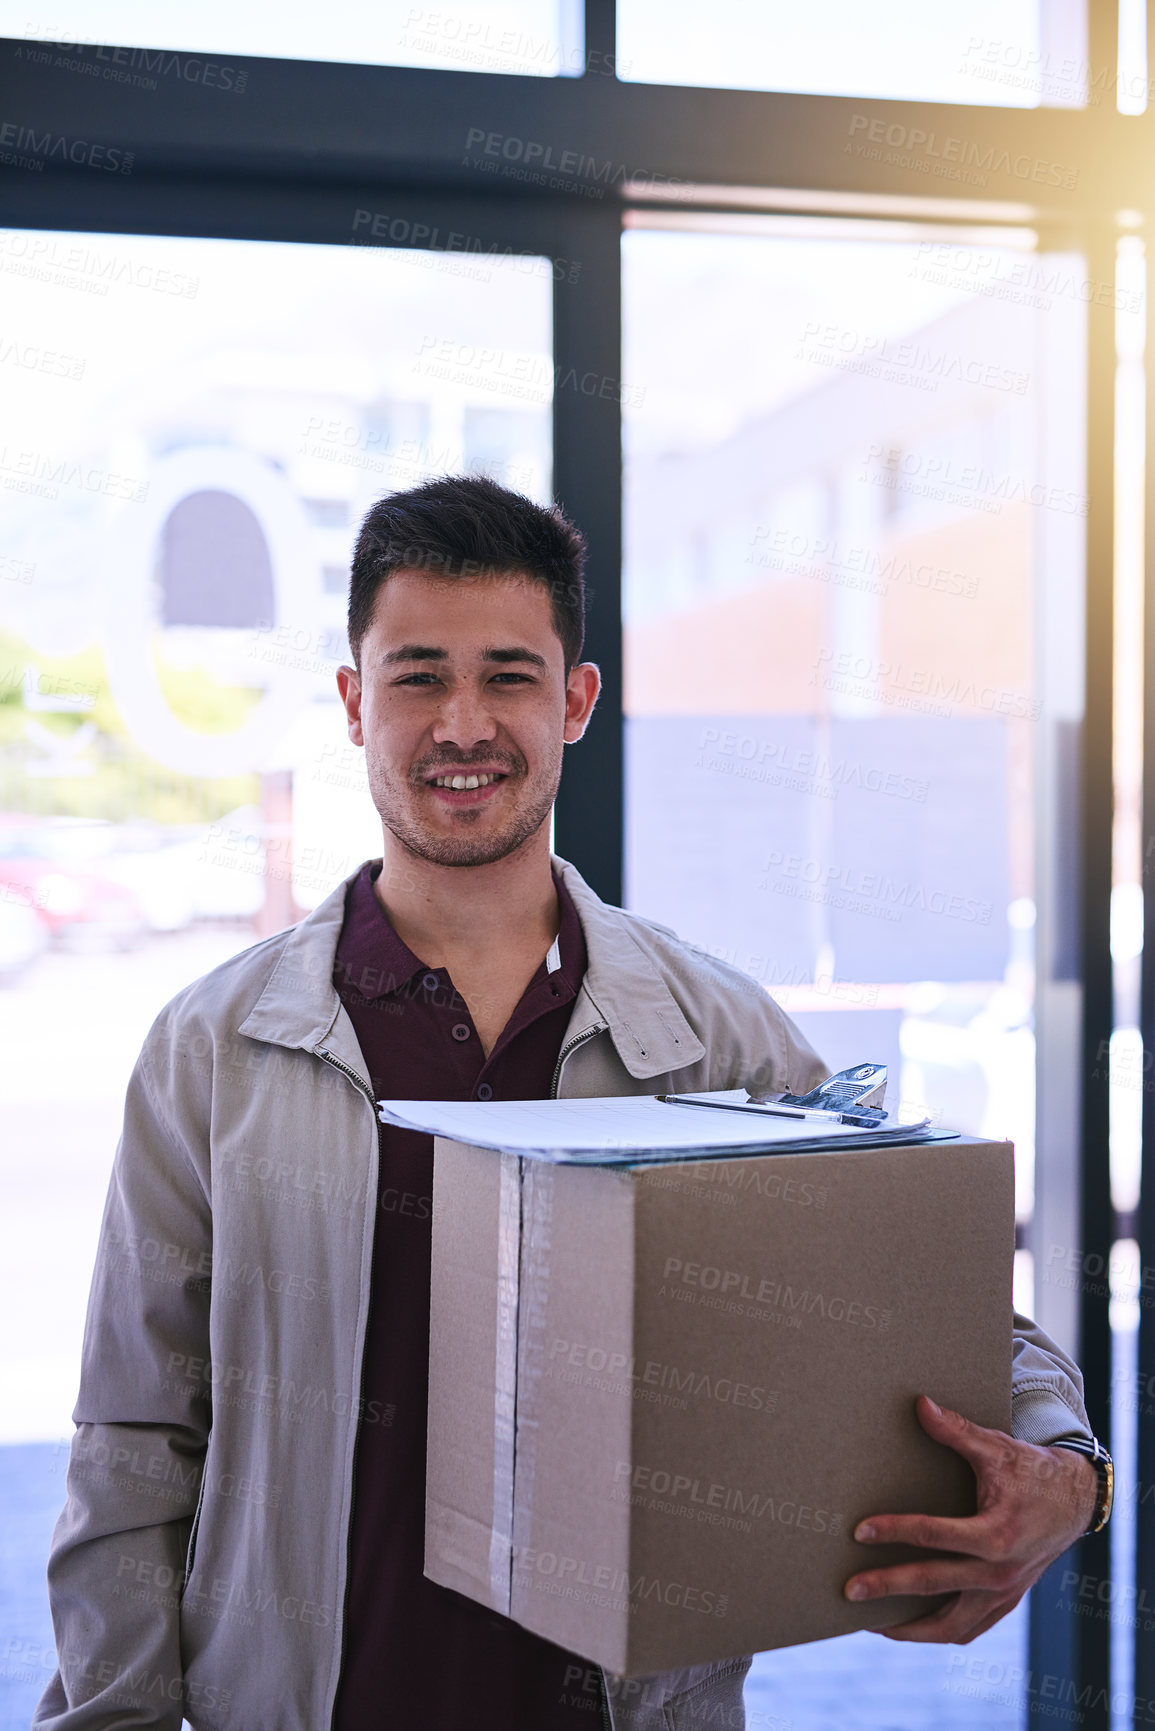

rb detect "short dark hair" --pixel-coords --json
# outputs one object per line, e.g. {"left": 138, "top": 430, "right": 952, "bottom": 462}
{"left": 347, "top": 475, "right": 587, "bottom": 670}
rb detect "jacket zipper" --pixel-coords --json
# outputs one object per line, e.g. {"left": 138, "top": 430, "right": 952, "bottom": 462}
{"left": 549, "top": 1021, "right": 607, "bottom": 1099}
{"left": 316, "top": 1045, "right": 376, "bottom": 1108}
{"left": 316, "top": 1045, "right": 378, "bottom": 1731}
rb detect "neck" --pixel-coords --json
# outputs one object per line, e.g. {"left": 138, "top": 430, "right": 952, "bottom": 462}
{"left": 374, "top": 823, "right": 560, "bottom": 967}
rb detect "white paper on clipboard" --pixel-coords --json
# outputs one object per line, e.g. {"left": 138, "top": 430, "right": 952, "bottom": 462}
{"left": 376, "top": 1089, "right": 938, "bottom": 1164}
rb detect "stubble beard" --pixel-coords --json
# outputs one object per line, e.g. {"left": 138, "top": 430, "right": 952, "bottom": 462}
{"left": 366, "top": 744, "right": 562, "bottom": 868}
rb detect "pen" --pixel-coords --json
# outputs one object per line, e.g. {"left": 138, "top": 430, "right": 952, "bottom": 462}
{"left": 658, "top": 1095, "right": 848, "bottom": 1124}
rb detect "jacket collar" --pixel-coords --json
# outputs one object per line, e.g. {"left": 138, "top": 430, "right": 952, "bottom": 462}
{"left": 237, "top": 855, "right": 704, "bottom": 1082}
{"left": 551, "top": 858, "right": 705, "bottom": 1078}
{"left": 237, "top": 876, "right": 353, "bottom": 1058}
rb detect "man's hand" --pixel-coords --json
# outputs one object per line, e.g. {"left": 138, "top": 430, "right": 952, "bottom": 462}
{"left": 843, "top": 1395, "right": 1098, "bottom": 1644}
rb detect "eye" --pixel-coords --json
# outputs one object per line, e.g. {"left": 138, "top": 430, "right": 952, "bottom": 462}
{"left": 491, "top": 672, "right": 534, "bottom": 684}
{"left": 395, "top": 672, "right": 441, "bottom": 686}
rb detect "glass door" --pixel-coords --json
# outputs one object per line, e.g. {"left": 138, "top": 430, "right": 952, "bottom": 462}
{"left": 0, "top": 222, "right": 553, "bottom": 1725}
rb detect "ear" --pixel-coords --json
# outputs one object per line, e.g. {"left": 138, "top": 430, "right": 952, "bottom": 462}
{"left": 563, "top": 662, "right": 601, "bottom": 743}
{"left": 336, "top": 664, "right": 364, "bottom": 747}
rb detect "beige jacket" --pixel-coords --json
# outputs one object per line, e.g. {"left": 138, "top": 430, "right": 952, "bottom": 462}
{"left": 35, "top": 858, "right": 1093, "bottom": 1731}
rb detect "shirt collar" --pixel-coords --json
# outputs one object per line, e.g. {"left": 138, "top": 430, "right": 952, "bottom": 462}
{"left": 333, "top": 860, "right": 585, "bottom": 1002}
{"left": 333, "top": 863, "right": 426, "bottom": 1000}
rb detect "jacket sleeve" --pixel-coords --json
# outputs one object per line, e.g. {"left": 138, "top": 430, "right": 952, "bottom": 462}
{"left": 1010, "top": 1310, "right": 1094, "bottom": 1446}
{"left": 34, "top": 1018, "right": 212, "bottom": 1729}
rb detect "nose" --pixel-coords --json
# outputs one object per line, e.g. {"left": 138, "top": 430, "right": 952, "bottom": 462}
{"left": 430, "top": 679, "right": 498, "bottom": 752}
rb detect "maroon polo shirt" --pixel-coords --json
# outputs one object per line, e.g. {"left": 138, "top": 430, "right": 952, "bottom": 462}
{"left": 331, "top": 861, "right": 596, "bottom": 1731}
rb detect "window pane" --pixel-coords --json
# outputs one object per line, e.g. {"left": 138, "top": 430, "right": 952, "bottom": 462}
{"left": 0, "top": 225, "right": 551, "bottom": 1722}
{"left": 623, "top": 216, "right": 1087, "bottom": 1718}
{"left": 0, "top": 0, "right": 583, "bottom": 76}
{"left": 623, "top": 218, "right": 1083, "bottom": 1243}
{"left": 618, "top": 0, "right": 1081, "bottom": 107}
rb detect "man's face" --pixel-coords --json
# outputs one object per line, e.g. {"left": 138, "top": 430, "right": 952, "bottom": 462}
{"left": 337, "top": 569, "right": 599, "bottom": 868}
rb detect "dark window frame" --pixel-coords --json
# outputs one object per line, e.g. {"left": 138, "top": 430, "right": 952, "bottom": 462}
{"left": 1, "top": 3, "right": 1143, "bottom": 1723}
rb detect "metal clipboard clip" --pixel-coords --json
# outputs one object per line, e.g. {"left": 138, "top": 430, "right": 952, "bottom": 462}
{"left": 752, "top": 1062, "right": 889, "bottom": 1128}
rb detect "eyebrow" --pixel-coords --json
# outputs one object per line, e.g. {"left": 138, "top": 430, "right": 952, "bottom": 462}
{"left": 381, "top": 645, "right": 446, "bottom": 663}
{"left": 381, "top": 644, "right": 548, "bottom": 669}
{"left": 485, "top": 646, "right": 547, "bottom": 669}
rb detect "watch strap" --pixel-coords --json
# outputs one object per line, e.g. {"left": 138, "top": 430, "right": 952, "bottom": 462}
{"left": 1051, "top": 1436, "right": 1113, "bottom": 1535}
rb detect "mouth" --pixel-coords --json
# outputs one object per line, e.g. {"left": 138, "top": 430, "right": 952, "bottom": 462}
{"left": 427, "top": 771, "right": 506, "bottom": 790}
{"left": 422, "top": 768, "right": 511, "bottom": 806}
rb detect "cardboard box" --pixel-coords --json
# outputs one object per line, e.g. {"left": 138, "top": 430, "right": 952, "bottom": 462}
{"left": 426, "top": 1134, "right": 1013, "bottom": 1676}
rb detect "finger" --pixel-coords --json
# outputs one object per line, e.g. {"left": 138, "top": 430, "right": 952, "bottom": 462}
{"left": 846, "top": 1556, "right": 999, "bottom": 1602}
{"left": 876, "top": 1593, "right": 965, "bottom": 1642}
{"left": 880, "top": 1591, "right": 1019, "bottom": 1646}
{"left": 852, "top": 1511, "right": 995, "bottom": 1556}
{"left": 914, "top": 1397, "right": 1009, "bottom": 1471}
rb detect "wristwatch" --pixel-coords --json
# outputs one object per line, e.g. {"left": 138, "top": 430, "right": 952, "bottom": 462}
{"left": 1052, "top": 1436, "right": 1114, "bottom": 1535}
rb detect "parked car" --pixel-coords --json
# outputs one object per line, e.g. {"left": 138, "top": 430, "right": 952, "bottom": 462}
{"left": 0, "top": 843, "right": 147, "bottom": 953}
{"left": 0, "top": 884, "right": 50, "bottom": 981}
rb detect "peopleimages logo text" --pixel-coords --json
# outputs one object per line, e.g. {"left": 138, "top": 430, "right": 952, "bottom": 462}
{"left": 0, "top": 121, "right": 133, "bottom": 172}
{"left": 847, "top": 115, "right": 1077, "bottom": 188}
{"left": 662, "top": 1258, "right": 890, "bottom": 1326}
{"left": 512, "top": 1546, "right": 728, "bottom": 1616}
{"left": 614, "top": 1461, "right": 842, "bottom": 1532}
{"left": 761, "top": 851, "right": 992, "bottom": 927}
{"left": 463, "top": 127, "right": 689, "bottom": 195}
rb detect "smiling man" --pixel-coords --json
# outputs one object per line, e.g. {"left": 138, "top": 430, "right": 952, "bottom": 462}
{"left": 38, "top": 476, "right": 1106, "bottom": 1731}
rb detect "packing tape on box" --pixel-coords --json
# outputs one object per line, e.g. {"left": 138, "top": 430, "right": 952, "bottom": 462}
{"left": 490, "top": 1152, "right": 520, "bottom": 1608}
{"left": 490, "top": 1153, "right": 555, "bottom": 1613}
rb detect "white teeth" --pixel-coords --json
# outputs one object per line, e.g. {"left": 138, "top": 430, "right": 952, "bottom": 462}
{"left": 432, "top": 772, "right": 499, "bottom": 788}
